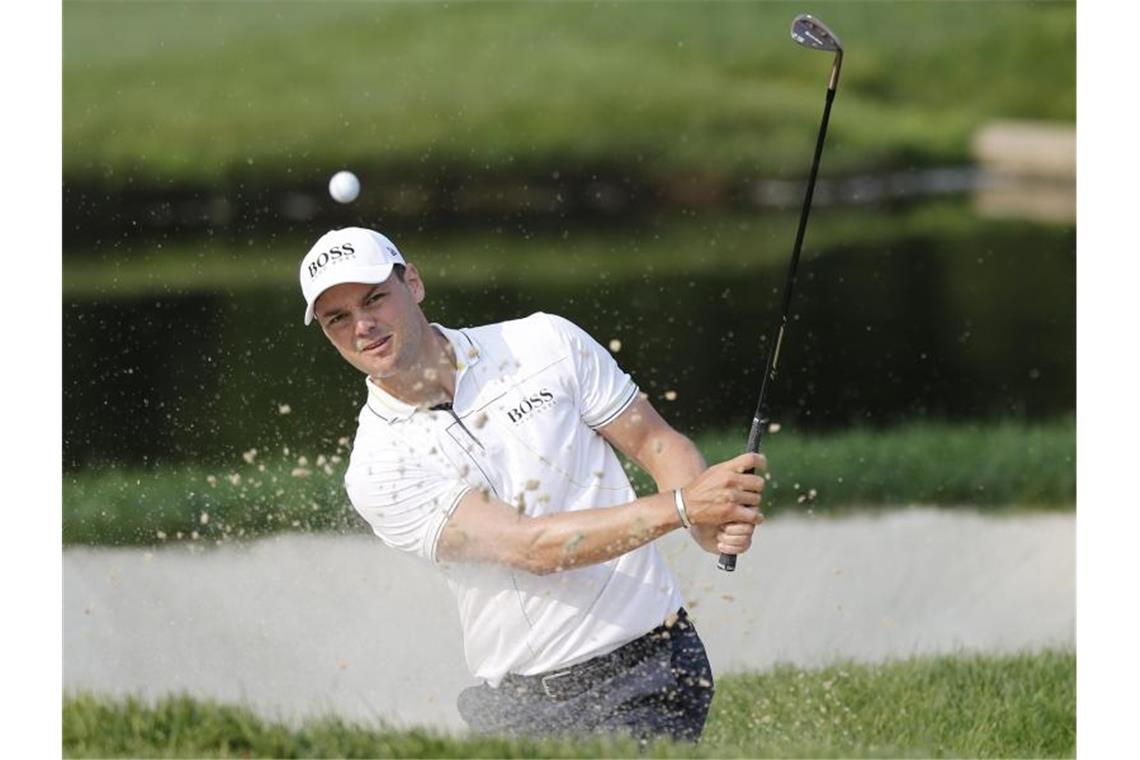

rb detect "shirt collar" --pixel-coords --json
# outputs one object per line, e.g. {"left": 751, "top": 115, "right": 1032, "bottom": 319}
{"left": 363, "top": 323, "right": 481, "bottom": 422}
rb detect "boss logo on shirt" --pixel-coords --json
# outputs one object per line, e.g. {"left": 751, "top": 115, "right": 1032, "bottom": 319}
{"left": 506, "top": 388, "right": 556, "bottom": 424}
{"left": 307, "top": 242, "right": 356, "bottom": 279}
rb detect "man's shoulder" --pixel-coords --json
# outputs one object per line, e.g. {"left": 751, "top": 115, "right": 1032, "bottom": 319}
{"left": 467, "top": 311, "right": 554, "bottom": 335}
{"left": 344, "top": 414, "right": 438, "bottom": 483}
{"left": 347, "top": 397, "right": 434, "bottom": 453}
{"left": 465, "top": 311, "right": 582, "bottom": 348}
{"left": 345, "top": 413, "right": 399, "bottom": 459}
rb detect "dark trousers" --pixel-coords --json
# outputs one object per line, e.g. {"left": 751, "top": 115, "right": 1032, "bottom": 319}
{"left": 456, "top": 609, "right": 714, "bottom": 743}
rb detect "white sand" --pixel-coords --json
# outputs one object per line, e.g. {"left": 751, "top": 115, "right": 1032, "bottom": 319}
{"left": 63, "top": 507, "right": 1074, "bottom": 731}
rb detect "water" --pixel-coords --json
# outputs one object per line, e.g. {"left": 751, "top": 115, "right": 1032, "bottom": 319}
{"left": 62, "top": 202, "right": 1074, "bottom": 469}
{"left": 63, "top": 508, "right": 1075, "bottom": 730}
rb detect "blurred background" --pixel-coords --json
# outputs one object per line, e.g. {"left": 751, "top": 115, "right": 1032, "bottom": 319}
{"left": 63, "top": 0, "right": 1074, "bottom": 472}
{"left": 61, "top": 0, "right": 1076, "bottom": 739}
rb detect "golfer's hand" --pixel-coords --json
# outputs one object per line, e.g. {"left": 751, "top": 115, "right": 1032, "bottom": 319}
{"left": 680, "top": 453, "right": 766, "bottom": 532}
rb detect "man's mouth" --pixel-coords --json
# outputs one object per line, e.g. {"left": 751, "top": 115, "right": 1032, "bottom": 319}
{"left": 357, "top": 335, "right": 392, "bottom": 353}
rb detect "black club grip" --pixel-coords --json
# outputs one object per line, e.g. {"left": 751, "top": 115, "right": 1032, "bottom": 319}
{"left": 716, "top": 464, "right": 758, "bottom": 572}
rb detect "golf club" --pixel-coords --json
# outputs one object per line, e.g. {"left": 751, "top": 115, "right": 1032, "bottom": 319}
{"left": 718, "top": 13, "right": 843, "bottom": 572}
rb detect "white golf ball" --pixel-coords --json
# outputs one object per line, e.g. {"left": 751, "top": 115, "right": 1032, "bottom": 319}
{"left": 328, "top": 170, "right": 360, "bottom": 204}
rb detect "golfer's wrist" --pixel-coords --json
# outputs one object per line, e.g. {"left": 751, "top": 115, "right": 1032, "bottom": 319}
{"left": 672, "top": 488, "right": 692, "bottom": 529}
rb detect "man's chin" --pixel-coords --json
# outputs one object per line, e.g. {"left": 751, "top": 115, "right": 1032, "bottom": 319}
{"left": 344, "top": 355, "right": 392, "bottom": 378}
{"left": 339, "top": 344, "right": 392, "bottom": 374}
{"left": 364, "top": 356, "right": 406, "bottom": 382}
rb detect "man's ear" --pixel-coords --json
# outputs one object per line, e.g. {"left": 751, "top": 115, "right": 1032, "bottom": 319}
{"left": 403, "top": 263, "right": 426, "bottom": 304}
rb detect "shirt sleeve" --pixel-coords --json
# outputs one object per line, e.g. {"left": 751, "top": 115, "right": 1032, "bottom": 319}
{"left": 345, "top": 443, "right": 471, "bottom": 563}
{"left": 541, "top": 312, "right": 639, "bottom": 429}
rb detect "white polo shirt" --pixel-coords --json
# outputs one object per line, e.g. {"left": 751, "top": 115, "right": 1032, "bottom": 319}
{"left": 344, "top": 312, "right": 683, "bottom": 686}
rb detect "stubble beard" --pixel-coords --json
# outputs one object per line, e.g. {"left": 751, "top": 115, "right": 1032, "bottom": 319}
{"left": 370, "top": 318, "right": 439, "bottom": 395}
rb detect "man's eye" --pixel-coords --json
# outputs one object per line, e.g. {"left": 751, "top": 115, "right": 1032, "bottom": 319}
{"left": 367, "top": 293, "right": 384, "bottom": 304}
{"left": 328, "top": 314, "right": 345, "bottom": 326}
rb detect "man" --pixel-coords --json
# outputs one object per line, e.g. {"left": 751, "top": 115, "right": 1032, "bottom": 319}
{"left": 300, "top": 226, "right": 765, "bottom": 743}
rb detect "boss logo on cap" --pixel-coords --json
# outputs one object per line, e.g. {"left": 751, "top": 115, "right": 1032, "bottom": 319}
{"left": 307, "top": 242, "right": 356, "bottom": 279}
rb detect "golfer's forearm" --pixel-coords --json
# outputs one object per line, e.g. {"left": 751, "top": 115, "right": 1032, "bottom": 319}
{"left": 639, "top": 430, "right": 707, "bottom": 491}
{"left": 524, "top": 493, "right": 679, "bottom": 574}
{"left": 633, "top": 430, "right": 719, "bottom": 552}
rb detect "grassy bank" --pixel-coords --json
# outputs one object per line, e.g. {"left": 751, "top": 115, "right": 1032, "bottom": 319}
{"left": 63, "top": 649, "right": 1075, "bottom": 758}
{"left": 64, "top": 1, "right": 1074, "bottom": 183}
{"left": 682, "top": 416, "right": 1076, "bottom": 511}
{"left": 62, "top": 417, "right": 1074, "bottom": 547}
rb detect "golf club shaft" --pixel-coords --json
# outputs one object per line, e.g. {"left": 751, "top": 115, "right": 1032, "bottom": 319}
{"left": 718, "top": 85, "right": 836, "bottom": 572}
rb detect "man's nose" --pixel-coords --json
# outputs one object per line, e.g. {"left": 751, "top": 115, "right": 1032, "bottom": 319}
{"left": 353, "top": 313, "right": 376, "bottom": 334}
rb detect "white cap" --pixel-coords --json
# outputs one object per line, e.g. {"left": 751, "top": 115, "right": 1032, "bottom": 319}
{"left": 300, "top": 227, "right": 407, "bottom": 325}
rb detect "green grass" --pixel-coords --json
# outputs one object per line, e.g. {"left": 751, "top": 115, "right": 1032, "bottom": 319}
{"left": 63, "top": 417, "right": 1074, "bottom": 547}
{"left": 63, "top": 649, "right": 1075, "bottom": 758}
{"left": 680, "top": 415, "right": 1077, "bottom": 511}
{"left": 63, "top": 442, "right": 359, "bottom": 547}
{"left": 63, "top": 1, "right": 1075, "bottom": 183}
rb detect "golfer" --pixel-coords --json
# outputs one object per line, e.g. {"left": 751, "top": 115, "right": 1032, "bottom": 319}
{"left": 300, "top": 227, "right": 765, "bottom": 742}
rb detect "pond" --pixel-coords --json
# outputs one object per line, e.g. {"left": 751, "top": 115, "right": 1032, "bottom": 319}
{"left": 62, "top": 200, "right": 1074, "bottom": 469}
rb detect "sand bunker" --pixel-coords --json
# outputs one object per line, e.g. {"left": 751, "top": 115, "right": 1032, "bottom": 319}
{"left": 63, "top": 507, "right": 1074, "bottom": 730}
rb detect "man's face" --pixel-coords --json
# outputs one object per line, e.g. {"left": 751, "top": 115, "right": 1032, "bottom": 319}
{"left": 313, "top": 266, "right": 428, "bottom": 380}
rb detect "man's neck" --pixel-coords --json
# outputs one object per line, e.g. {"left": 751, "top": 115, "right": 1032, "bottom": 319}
{"left": 373, "top": 325, "right": 457, "bottom": 409}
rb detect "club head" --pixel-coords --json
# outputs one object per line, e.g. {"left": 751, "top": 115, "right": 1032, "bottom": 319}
{"left": 790, "top": 14, "right": 843, "bottom": 53}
